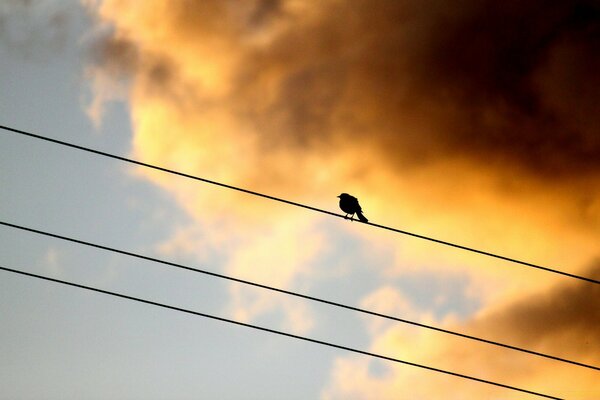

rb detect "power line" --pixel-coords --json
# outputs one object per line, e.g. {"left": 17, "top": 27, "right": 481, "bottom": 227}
{"left": 1, "top": 124, "right": 598, "bottom": 286}
{"left": 0, "top": 265, "right": 562, "bottom": 400}
{"left": 2, "top": 219, "right": 597, "bottom": 373}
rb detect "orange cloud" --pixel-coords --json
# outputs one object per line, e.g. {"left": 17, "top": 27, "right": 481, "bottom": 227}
{"left": 85, "top": 0, "right": 600, "bottom": 395}
{"left": 324, "top": 263, "right": 600, "bottom": 399}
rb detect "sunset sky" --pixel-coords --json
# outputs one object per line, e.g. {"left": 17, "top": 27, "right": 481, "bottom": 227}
{"left": 1, "top": 1, "right": 599, "bottom": 399}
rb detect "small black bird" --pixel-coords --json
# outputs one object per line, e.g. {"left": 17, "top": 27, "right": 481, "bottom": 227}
{"left": 337, "top": 193, "right": 368, "bottom": 222}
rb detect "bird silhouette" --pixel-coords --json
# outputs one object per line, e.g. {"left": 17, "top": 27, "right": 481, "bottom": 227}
{"left": 337, "top": 193, "right": 368, "bottom": 222}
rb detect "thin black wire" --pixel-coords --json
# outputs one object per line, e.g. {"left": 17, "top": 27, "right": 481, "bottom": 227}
{"left": 2, "top": 220, "right": 597, "bottom": 373}
{"left": 0, "top": 265, "right": 562, "bottom": 400}
{"left": 1, "top": 124, "right": 598, "bottom": 286}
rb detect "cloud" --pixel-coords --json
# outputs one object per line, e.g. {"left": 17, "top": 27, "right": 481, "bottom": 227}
{"left": 84, "top": 0, "right": 600, "bottom": 233}
{"left": 224, "top": 215, "right": 324, "bottom": 334}
{"left": 359, "top": 286, "right": 421, "bottom": 336}
{"left": 88, "top": 0, "right": 600, "bottom": 178}
{"left": 84, "top": 0, "right": 600, "bottom": 392}
{"left": 470, "top": 260, "right": 600, "bottom": 353}
{"left": 323, "top": 262, "right": 600, "bottom": 399}
{"left": 0, "top": 0, "right": 74, "bottom": 59}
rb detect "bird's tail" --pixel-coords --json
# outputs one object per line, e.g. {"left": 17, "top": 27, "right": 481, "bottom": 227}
{"left": 357, "top": 211, "right": 368, "bottom": 223}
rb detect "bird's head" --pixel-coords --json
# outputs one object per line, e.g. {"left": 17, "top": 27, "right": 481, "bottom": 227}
{"left": 338, "top": 193, "right": 349, "bottom": 199}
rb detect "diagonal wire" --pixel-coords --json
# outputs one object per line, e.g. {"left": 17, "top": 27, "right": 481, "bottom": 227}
{"left": 0, "top": 265, "right": 563, "bottom": 400}
{"left": 1, "top": 219, "right": 597, "bottom": 372}
{"left": 1, "top": 124, "right": 598, "bottom": 286}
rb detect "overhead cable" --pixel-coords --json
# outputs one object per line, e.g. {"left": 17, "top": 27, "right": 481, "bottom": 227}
{"left": 1, "top": 124, "right": 598, "bottom": 286}
{"left": 1, "top": 220, "right": 596, "bottom": 372}
{"left": 0, "top": 265, "right": 562, "bottom": 400}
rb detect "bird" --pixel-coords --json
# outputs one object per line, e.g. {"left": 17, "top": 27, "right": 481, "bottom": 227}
{"left": 337, "top": 193, "right": 368, "bottom": 222}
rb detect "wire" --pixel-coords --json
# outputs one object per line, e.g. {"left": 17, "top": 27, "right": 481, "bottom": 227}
{"left": 2, "top": 220, "right": 597, "bottom": 373}
{"left": 1, "top": 124, "right": 598, "bottom": 286}
{"left": 0, "top": 265, "right": 562, "bottom": 399}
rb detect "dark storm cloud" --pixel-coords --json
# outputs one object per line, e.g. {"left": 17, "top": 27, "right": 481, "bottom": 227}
{"left": 233, "top": 0, "right": 600, "bottom": 176}
{"left": 91, "top": 0, "right": 600, "bottom": 178}
{"left": 410, "top": 1, "right": 600, "bottom": 176}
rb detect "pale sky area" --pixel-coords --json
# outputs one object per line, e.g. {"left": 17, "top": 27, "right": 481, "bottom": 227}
{"left": 1, "top": 1, "right": 599, "bottom": 399}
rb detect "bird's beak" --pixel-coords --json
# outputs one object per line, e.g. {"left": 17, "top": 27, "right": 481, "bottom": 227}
{"left": 337, "top": 195, "right": 341, "bottom": 198}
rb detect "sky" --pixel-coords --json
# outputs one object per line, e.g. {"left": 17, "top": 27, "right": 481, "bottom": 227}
{"left": 1, "top": 0, "right": 599, "bottom": 399}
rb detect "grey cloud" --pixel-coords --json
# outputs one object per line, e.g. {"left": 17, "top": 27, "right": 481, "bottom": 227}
{"left": 0, "top": 0, "right": 75, "bottom": 59}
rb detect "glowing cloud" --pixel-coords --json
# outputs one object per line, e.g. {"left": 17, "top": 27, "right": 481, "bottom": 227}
{"left": 85, "top": 0, "right": 600, "bottom": 395}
